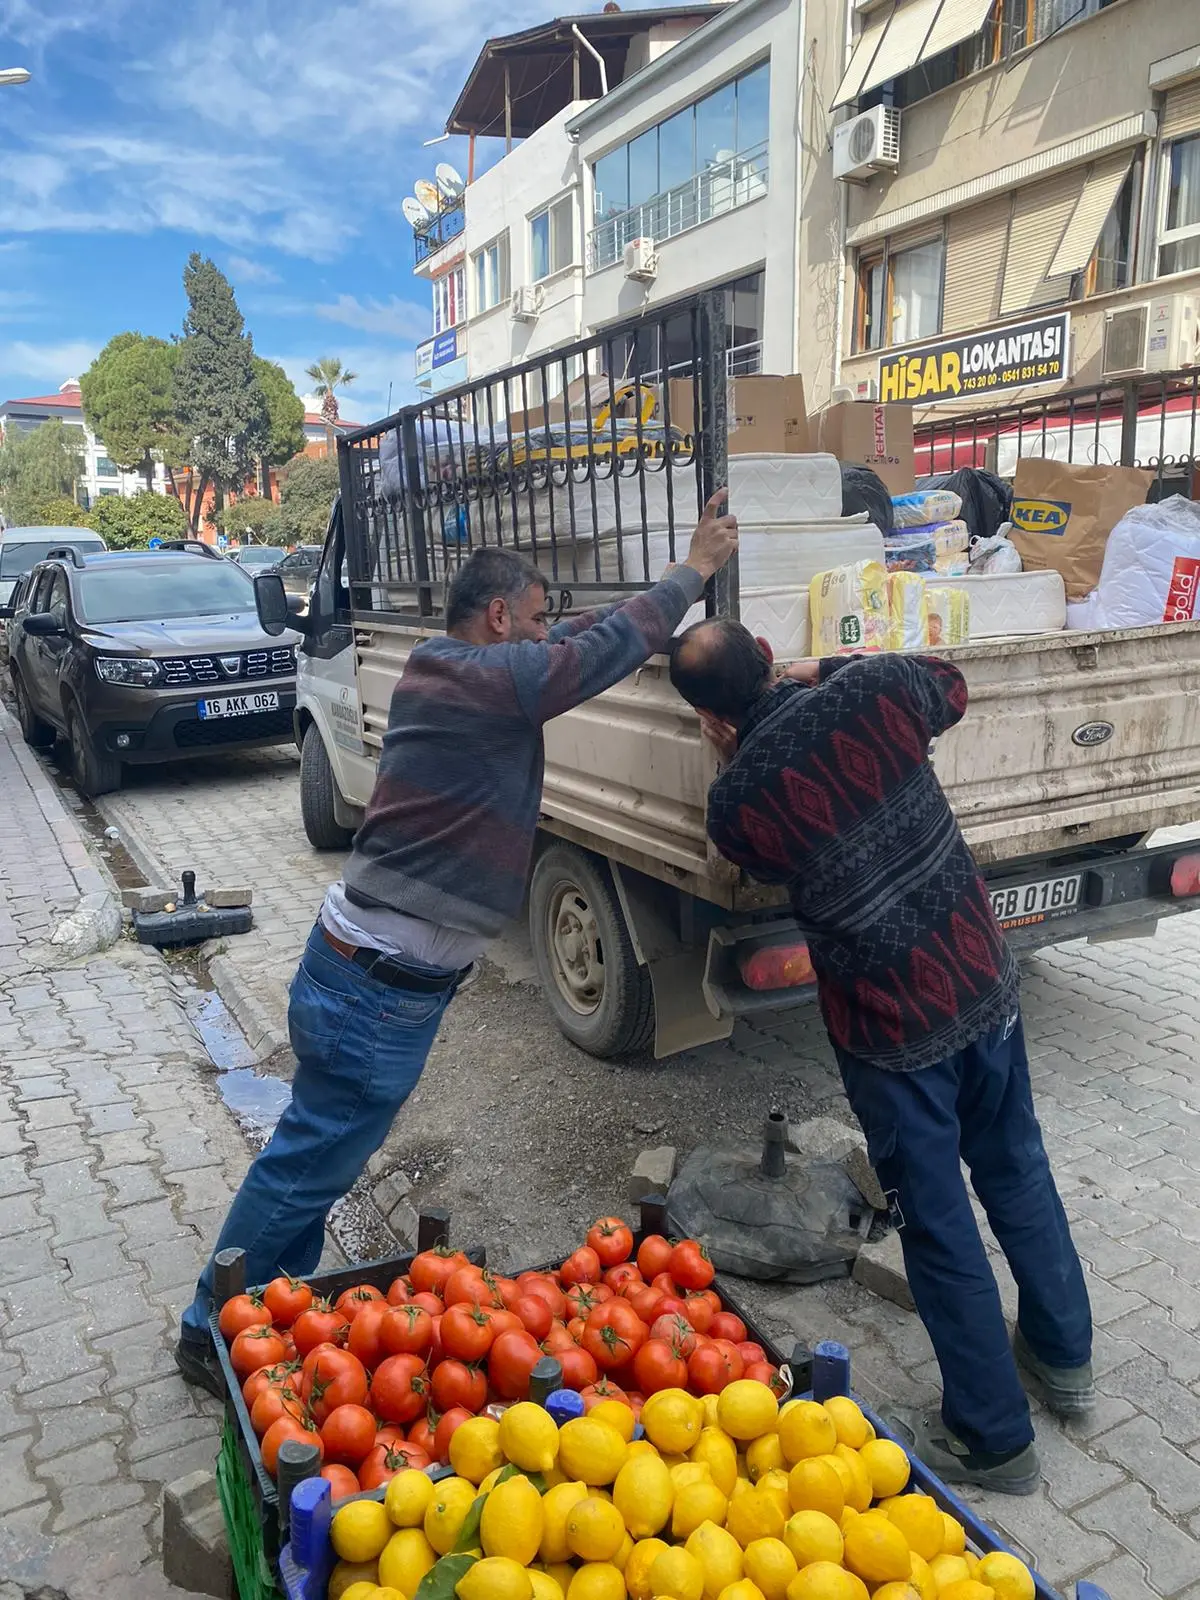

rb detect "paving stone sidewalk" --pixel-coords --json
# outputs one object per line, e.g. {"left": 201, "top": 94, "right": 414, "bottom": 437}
{"left": 0, "top": 703, "right": 251, "bottom": 1600}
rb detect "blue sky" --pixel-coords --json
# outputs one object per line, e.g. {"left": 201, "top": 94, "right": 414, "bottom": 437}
{"left": 0, "top": 0, "right": 592, "bottom": 424}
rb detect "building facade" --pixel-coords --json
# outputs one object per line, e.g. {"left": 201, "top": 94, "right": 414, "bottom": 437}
{"left": 0, "top": 380, "right": 171, "bottom": 509}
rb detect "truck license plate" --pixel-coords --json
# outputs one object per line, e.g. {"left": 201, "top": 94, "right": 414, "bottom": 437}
{"left": 198, "top": 691, "right": 279, "bottom": 719}
{"left": 990, "top": 873, "right": 1082, "bottom": 931}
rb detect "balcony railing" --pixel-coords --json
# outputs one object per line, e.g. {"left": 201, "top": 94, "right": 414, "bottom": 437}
{"left": 587, "top": 143, "right": 769, "bottom": 274}
{"left": 414, "top": 199, "right": 466, "bottom": 265}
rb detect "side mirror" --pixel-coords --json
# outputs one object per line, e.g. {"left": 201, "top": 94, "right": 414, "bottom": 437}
{"left": 287, "top": 594, "right": 308, "bottom": 618}
{"left": 254, "top": 572, "right": 305, "bottom": 637}
{"left": 0, "top": 601, "right": 14, "bottom": 622}
{"left": 22, "top": 612, "right": 63, "bottom": 637}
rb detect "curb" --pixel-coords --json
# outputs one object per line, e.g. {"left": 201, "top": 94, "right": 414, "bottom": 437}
{"left": 0, "top": 701, "right": 110, "bottom": 902}
{"left": 207, "top": 949, "right": 291, "bottom": 1060}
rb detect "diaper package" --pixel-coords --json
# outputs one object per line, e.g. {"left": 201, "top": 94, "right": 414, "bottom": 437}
{"left": 810, "top": 561, "right": 889, "bottom": 656}
{"left": 886, "top": 572, "right": 929, "bottom": 651}
{"left": 891, "top": 489, "right": 963, "bottom": 528}
{"left": 884, "top": 520, "right": 970, "bottom": 574}
{"left": 926, "top": 587, "right": 971, "bottom": 646}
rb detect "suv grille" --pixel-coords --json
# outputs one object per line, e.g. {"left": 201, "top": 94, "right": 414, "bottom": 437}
{"left": 174, "top": 708, "right": 294, "bottom": 748}
{"left": 160, "top": 648, "right": 294, "bottom": 686}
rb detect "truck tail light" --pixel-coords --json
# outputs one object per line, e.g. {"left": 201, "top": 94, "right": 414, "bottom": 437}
{"left": 738, "top": 942, "right": 816, "bottom": 991}
{"left": 1170, "top": 854, "right": 1200, "bottom": 897}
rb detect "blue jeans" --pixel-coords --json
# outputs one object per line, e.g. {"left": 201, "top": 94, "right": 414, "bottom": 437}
{"left": 182, "top": 923, "right": 459, "bottom": 1339}
{"left": 837, "top": 1010, "right": 1092, "bottom": 1455}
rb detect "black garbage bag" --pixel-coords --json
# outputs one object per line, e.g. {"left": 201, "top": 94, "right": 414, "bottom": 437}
{"left": 917, "top": 467, "right": 1011, "bottom": 543}
{"left": 840, "top": 463, "right": 895, "bottom": 531}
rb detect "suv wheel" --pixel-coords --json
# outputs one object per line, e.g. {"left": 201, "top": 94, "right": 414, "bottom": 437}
{"left": 66, "top": 703, "right": 122, "bottom": 797}
{"left": 11, "top": 672, "right": 55, "bottom": 749}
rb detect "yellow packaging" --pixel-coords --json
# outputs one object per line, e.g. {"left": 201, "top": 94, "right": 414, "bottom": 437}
{"left": 886, "top": 572, "right": 928, "bottom": 651}
{"left": 809, "top": 561, "right": 889, "bottom": 657}
{"left": 926, "top": 587, "right": 970, "bottom": 647}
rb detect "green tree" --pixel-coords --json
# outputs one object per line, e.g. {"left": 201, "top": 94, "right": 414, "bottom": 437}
{"left": 0, "top": 420, "right": 85, "bottom": 525}
{"left": 23, "top": 495, "right": 91, "bottom": 527}
{"left": 252, "top": 356, "right": 305, "bottom": 494}
{"left": 279, "top": 454, "right": 340, "bottom": 543}
{"left": 304, "top": 356, "right": 358, "bottom": 450}
{"left": 79, "top": 333, "right": 188, "bottom": 493}
{"left": 222, "top": 497, "right": 284, "bottom": 543}
{"left": 173, "top": 254, "right": 269, "bottom": 530}
{"left": 87, "top": 491, "right": 189, "bottom": 550}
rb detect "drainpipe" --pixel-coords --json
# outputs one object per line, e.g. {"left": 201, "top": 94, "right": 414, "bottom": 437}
{"left": 571, "top": 25, "right": 608, "bottom": 96}
{"left": 831, "top": 0, "right": 854, "bottom": 392}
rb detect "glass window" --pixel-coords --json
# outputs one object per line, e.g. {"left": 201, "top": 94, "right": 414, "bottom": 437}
{"left": 628, "top": 128, "right": 659, "bottom": 209}
{"left": 95, "top": 455, "right": 119, "bottom": 477}
{"left": 658, "top": 107, "right": 695, "bottom": 193}
{"left": 77, "top": 561, "right": 256, "bottom": 625}
{"left": 46, "top": 570, "right": 70, "bottom": 625}
{"left": 890, "top": 238, "right": 944, "bottom": 344}
{"left": 593, "top": 147, "right": 628, "bottom": 220}
{"left": 433, "top": 266, "right": 466, "bottom": 333}
{"left": 696, "top": 80, "right": 737, "bottom": 169}
{"left": 1159, "top": 134, "right": 1200, "bottom": 278}
{"left": 859, "top": 256, "right": 887, "bottom": 351}
{"left": 1090, "top": 167, "right": 1136, "bottom": 296}
{"left": 735, "top": 62, "right": 770, "bottom": 152}
{"left": 0, "top": 536, "right": 101, "bottom": 578}
{"left": 727, "top": 273, "right": 764, "bottom": 352}
{"left": 530, "top": 195, "right": 575, "bottom": 281}
{"left": 471, "top": 236, "right": 509, "bottom": 313}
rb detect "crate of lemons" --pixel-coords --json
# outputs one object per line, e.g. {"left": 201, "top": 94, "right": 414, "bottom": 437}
{"left": 326, "top": 1383, "right": 1036, "bottom": 1600}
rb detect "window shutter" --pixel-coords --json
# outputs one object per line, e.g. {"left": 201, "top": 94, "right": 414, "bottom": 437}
{"left": 859, "top": 0, "right": 943, "bottom": 100}
{"left": 1162, "top": 79, "right": 1200, "bottom": 142}
{"left": 942, "top": 195, "right": 1011, "bottom": 332}
{"left": 1048, "top": 152, "right": 1132, "bottom": 278}
{"left": 999, "top": 170, "right": 1083, "bottom": 315}
{"left": 833, "top": 7, "right": 892, "bottom": 110}
{"left": 919, "top": 0, "right": 995, "bottom": 63}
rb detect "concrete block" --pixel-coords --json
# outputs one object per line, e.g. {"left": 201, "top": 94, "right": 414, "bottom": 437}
{"left": 162, "top": 1469, "right": 234, "bottom": 1598}
{"left": 373, "top": 1166, "right": 412, "bottom": 1223}
{"left": 786, "top": 1116, "right": 887, "bottom": 1211}
{"left": 49, "top": 891, "right": 123, "bottom": 960}
{"left": 121, "top": 887, "right": 175, "bottom": 914}
{"left": 203, "top": 886, "right": 253, "bottom": 908}
{"left": 852, "top": 1230, "right": 915, "bottom": 1312}
{"left": 629, "top": 1146, "right": 676, "bottom": 1204}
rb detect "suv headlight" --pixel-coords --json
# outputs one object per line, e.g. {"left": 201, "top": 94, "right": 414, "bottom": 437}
{"left": 95, "top": 657, "right": 162, "bottom": 687}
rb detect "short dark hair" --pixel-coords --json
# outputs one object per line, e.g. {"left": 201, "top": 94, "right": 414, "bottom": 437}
{"left": 445, "top": 547, "right": 547, "bottom": 632}
{"left": 669, "top": 618, "right": 772, "bottom": 719}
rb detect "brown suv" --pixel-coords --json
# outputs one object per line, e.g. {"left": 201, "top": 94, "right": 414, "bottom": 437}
{"left": 3, "top": 542, "right": 298, "bottom": 795}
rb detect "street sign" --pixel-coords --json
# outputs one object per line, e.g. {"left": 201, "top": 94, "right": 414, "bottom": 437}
{"left": 147, "top": 537, "right": 163, "bottom": 549}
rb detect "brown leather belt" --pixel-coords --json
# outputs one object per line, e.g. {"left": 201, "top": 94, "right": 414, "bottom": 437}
{"left": 320, "top": 924, "right": 462, "bottom": 994}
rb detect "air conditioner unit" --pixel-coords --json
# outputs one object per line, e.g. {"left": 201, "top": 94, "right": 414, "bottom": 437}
{"left": 1103, "top": 295, "right": 1199, "bottom": 378}
{"left": 851, "top": 375, "right": 879, "bottom": 400}
{"left": 510, "top": 285, "right": 543, "bottom": 322}
{"left": 833, "top": 105, "right": 901, "bottom": 183}
{"left": 623, "top": 238, "right": 658, "bottom": 282}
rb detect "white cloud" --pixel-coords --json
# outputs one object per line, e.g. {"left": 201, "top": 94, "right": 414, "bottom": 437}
{"left": 228, "top": 256, "right": 281, "bottom": 285}
{"left": 268, "top": 345, "right": 419, "bottom": 427}
{"left": 314, "top": 295, "right": 431, "bottom": 340}
{"left": 6, "top": 339, "right": 102, "bottom": 386}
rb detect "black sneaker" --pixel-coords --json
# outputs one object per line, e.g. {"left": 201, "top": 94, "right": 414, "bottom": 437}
{"left": 882, "top": 1407, "right": 1041, "bottom": 1496}
{"left": 1013, "top": 1327, "right": 1095, "bottom": 1418}
{"left": 175, "top": 1335, "right": 225, "bottom": 1400}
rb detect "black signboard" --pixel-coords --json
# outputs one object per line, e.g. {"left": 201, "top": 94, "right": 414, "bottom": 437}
{"left": 878, "top": 311, "right": 1071, "bottom": 405}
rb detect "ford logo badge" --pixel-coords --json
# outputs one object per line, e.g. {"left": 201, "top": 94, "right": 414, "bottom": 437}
{"left": 1072, "top": 721, "right": 1114, "bottom": 748}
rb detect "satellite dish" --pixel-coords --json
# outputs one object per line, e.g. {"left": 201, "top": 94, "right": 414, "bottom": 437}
{"left": 436, "top": 163, "right": 465, "bottom": 199}
{"left": 415, "top": 178, "right": 441, "bottom": 213}
{"left": 403, "top": 196, "right": 430, "bottom": 226}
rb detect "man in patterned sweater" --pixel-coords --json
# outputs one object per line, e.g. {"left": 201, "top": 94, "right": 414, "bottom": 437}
{"left": 176, "top": 494, "right": 737, "bottom": 1390}
{"left": 669, "top": 617, "right": 1093, "bottom": 1495}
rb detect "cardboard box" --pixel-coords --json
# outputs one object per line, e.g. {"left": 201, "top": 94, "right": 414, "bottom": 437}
{"left": 728, "top": 374, "right": 811, "bottom": 456}
{"left": 814, "top": 401, "right": 915, "bottom": 494}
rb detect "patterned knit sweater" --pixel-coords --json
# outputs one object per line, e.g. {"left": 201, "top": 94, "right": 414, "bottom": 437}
{"left": 342, "top": 567, "right": 705, "bottom": 938}
{"left": 706, "top": 655, "right": 1018, "bottom": 1072}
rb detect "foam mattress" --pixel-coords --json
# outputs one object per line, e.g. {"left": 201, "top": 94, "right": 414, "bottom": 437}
{"left": 954, "top": 569, "right": 1067, "bottom": 637}
{"left": 728, "top": 452, "right": 843, "bottom": 524}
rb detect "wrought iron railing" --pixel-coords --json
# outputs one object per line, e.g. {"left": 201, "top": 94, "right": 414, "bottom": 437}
{"left": 413, "top": 199, "right": 466, "bottom": 265}
{"left": 587, "top": 144, "right": 770, "bottom": 274}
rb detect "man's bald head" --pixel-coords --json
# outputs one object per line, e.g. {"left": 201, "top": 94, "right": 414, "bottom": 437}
{"left": 669, "top": 617, "right": 773, "bottom": 721}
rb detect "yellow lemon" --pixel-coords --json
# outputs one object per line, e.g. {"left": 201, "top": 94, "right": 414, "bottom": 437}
{"left": 531, "top": 1572, "right": 564, "bottom": 1600}
{"left": 909, "top": 1553, "right": 937, "bottom": 1600}
{"left": 873, "top": 1588, "right": 921, "bottom": 1600}
{"left": 745, "top": 1434, "right": 785, "bottom": 1482}
{"left": 976, "top": 1554, "right": 1035, "bottom": 1600}
{"left": 328, "top": 1562, "right": 380, "bottom": 1599}
{"left": 649, "top": 1545, "right": 706, "bottom": 1600}
{"left": 332, "top": 1499, "right": 393, "bottom": 1564}
{"left": 821, "top": 1398, "right": 870, "bottom": 1451}
{"left": 643, "top": 1390, "right": 706, "bottom": 1455}
{"left": 627, "top": 1439, "right": 660, "bottom": 1462}
{"left": 545, "top": 1565, "right": 576, "bottom": 1597}
{"left": 566, "top": 1496, "right": 626, "bottom": 1563}
{"left": 425, "top": 1478, "right": 480, "bottom": 1556}
{"left": 938, "top": 1586, "right": 995, "bottom": 1600}
{"left": 928, "top": 1555, "right": 971, "bottom": 1590}
{"left": 832, "top": 1447, "right": 872, "bottom": 1514}
{"left": 884, "top": 1496, "right": 943, "bottom": 1562}
{"left": 500, "top": 1404, "right": 561, "bottom": 1474}
{"left": 818, "top": 1453, "right": 855, "bottom": 1504}
{"left": 567, "top": 1565, "right": 625, "bottom": 1600}
{"left": 541, "top": 1482, "right": 590, "bottom": 1564}
{"left": 777, "top": 1403, "right": 838, "bottom": 1466}
{"left": 725, "top": 1484, "right": 786, "bottom": 1546}
{"left": 857, "top": 1439, "right": 910, "bottom": 1500}
{"left": 717, "top": 1582, "right": 766, "bottom": 1600}
{"left": 451, "top": 1418, "right": 505, "bottom": 1486}
{"left": 686, "top": 1520, "right": 745, "bottom": 1600}
{"left": 692, "top": 1430, "right": 740, "bottom": 1497}
{"left": 963, "top": 1556, "right": 981, "bottom": 1579}
{"left": 674, "top": 1480, "right": 730, "bottom": 1540}
{"left": 782, "top": 1510, "right": 843, "bottom": 1568}
{"left": 742, "top": 1537, "right": 797, "bottom": 1600}
{"left": 456, "top": 1557, "right": 534, "bottom": 1600}
{"left": 614, "top": 1533, "right": 635, "bottom": 1573}
{"left": 626, "top": 1537, "right": 671, "bottom": 1600}
{"left": 939, "top": 1517, "right": 965, "bottom": 1558}
{"left": 385, "top": 1470, "right": 436, "bottom": 1530}
{"left": 702, "top": 1394, "right": 722, "bottom": 1427}
{"left": 378, "top": 1528, "right": 438, "bottom": 1597}
{"left": 376, "top": 1589, "right": 407, "bottom": 1600}
{"left": 718, "top": 1381, "right": 780, "bottom": 1444}
{"left": 558, "top": 1418, "right": 628, "bottom": 1486}
{"left": 480, "top": 1468, "right": 506, "bottom": 1496}
{"left": 786, "top": 1459, "right": 844, "bottom": 1522}
{"left": 843, "top": 1510, "right": 912, "bottom": 1585}
{"left": 785, "top": 1564, "right": 869, "bottom": 1600}
{"left": 590, "top": 1399, "right": 636, "bottom": 1443}
{"left": 674, "top": 1463, "right": 715, "bottom": 1489}
{"left": 338, "top": 1585, "right": 379, "bottom": 1600}
{"left": 482, "top": 1473, "right": 544, "bottom": 1565}
{"left": 756, "top": 1471, "right": 791, "bottom": 1526}
{"left": 615, "top": 1452, "right": 674, "bottom": 1538}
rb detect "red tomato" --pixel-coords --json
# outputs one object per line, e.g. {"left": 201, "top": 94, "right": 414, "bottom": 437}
{"left": 490, "top": 1330, "right": 542, "bottom": 1401}
{"left": 242, "top": 1363, "right": 288, "bottom": 1407}
{"left": 567, "top": 1317, "right": 587, "bottom": 1343}
{"left": 261, "top": 1416, "right": 323, "bottom": 1476}
{"left": 745, "top": 1361, "right": 789, "bottom": 1398}
{"left": 300, "top": 1346, "right": 369, "bottom": 1425}
{"left": 556, "top": 1343, "right": 600, "bottom": 1391}
{"left": 385, "top": 1276, "right": 412, "bottom": 1306}
{"left": 219, "top": 1295, "right": 271, "bottom": 1341}
{"left": 320, "top": 1464, "right": 360, "bottom": 1501}
{"left": 513, "top": 1295, "right": 553, "bottom": 1340}
{"left": 409, "top": 1248, "right": 470, "bottom": 1296}
{"left": 516, "top": 1274, "right": 567, "bottom": 1320}
{"left": 380, "top": 1304, "right": 435, "bottom": 1358}
{"left": 682, "top": 1294, "right": 715, "bottom": 1334}
{"left": 582, "top": 1300, "right": 648, "bottom": 1373}
{"left": 626, "top": 1285, "right": 667, "bottom": 1325}
{"left": 229, "top": 1324, "right": 287, "bottom": 1380}
{"left": 250, "top": 1384, "right": 306, "bottom": 1437}
{"left": 335, "top": 1285, "right": 385, "bottom": 1324}
{"left": 410, "top": 1291, "right": 445, "bottom": 1317}
{"left": 262, "top": 1278, "right": 314, "bottom": 1330}
{"left": 347, "top": 1301, "right": 390, "bottom": 1371}
{"left": 651, "top": 1272, "right": 678, "bottom": 1297}
{"left": 543, "top": 1320, "right": 576, "bottom": 1355}
{"left": 709, "top": 1312, "right": 748, "bottom": 1344}
{"left": 431, "top": 1358, "right": 488, "bottom": 1415}
{"left": 604, "top": 1263, "right": 643, "bottom": 1294}
{"left": 637, "top": 1234, "right": 675, "bottom": 1280}
{"left": 657, "top": 1296, "right": 689, "bottom": 1318}
{"left": 632, "top": 1337, "right": 689, "bottom": 1394}
{"left": 320, "top": 1402, "right": 378, "bottom": 1466}
{"left": 358, "top": 1441, "right": 429, "bottom": 1490}
{"left": 441, "top": 1302, "right": 495, "bottom": 1363}
{"left": 581, "top": 1378, "right": 629, "bottom": 1411}
{"left": 408, "top": 1415, "right": 437, "bottom": 1456}
{"left": 370, "top": 1353, "right": 429, "bottom": 1424}
{"left": 444, "top": 1266, "right": 501, "bottom": 1309}
{"left": 586, "top": 1217, "right": 635, "bottom": 1268}
{"left": 492, "top": 1276, "right": 520, "bottom": 1310}
{"left": 432, "top": 1405, "right": 474, "bottom": 1463}
{"left": 688, "top": 1341, "right": 741, "bottom": 1395}
{"left": 565, "top": 1284, "right": 610, "bottom": 1320}
{"left": 484, "top": 1308, "right": 526, "bottom": 1340}
{"left": 737, "top": 1341, "right": 767, "bottom": 1367}
{"left": 292, "top": 1302, "right": 349, "bottom": 1357}
{"left": 374, "top": 1424, "right": 408, "bottom": 1449}
{"left": 669, "top": 1240, "right": 716, "bottom": 1291}
{"left": 560, "top": 1247, "right": 602, "bottom": 1287}
{"left": 650, "top": 1312, "right": 698, "bottom": 1358}
{"left": 428, "top": 1315, "right": 445, "bottom": 1368}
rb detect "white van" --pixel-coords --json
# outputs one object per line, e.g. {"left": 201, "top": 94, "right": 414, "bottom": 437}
{"left": 0, "top": 526, "right": 107, "bottom": 608}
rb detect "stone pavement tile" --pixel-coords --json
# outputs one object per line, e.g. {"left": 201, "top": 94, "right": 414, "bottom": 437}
{"left": 41, "top": 1193, "right": 124, "bottom": 1249}
{"left": 26, "top": 1120, "right": 92, "bottom": 1169}
{"left": 0, "top": 1433, "right": 48, "bottom": 1512}
{"left": 126, "top": 1414, "right": 219, "bottom": 1467}
{"left": 23, "top": 1095, "right": 79, "bottom": 1129}
{"left": 97, "top": 1324, "right": 183, "bottom": 1395}
{"left": 105, "top": 1160, "right": 172, "bottom": 1209}
{"left": 1032, "top": 1418, "right": 1127, "bottom": 1511}
{"left": 2, "top": 1272, "right": 81, "bottom": 1336}
{"left": 1113, "top": 1260, "right": 1200, "bottom": 1330}
{"left": 1093, "top": 1411, "right": 1200, "bottom": 1515}
{"left": 1079, "top": 1552, "right": 1167, "bottom": 1600}
{"left": 0, "top": 1227, "right": 58, "bottom": 1289}
{"left": 30, "top": 1400, "right": 126, "bottom": 1462}
{"left": 128, "top": 1234, "right": 207, "bottom": 1295}
{"left": 1082, "top": 1266, "right": 1150, "bottom": 1327}
{"left": 0, "top": 1191, "right": 41, "bottom": 1235}
{"left": 0, "top": 1152, "right": 37, "bottom": 1198}
{"left": 61, "top": 1232, "right": 136, "bottom": 1289}
{"left": 1101, "top": 1354, "right": 1200, "bottom": 1447}
{"left": 970, "top": 1486, "right": 1116, "bottom": 1587}
{"left": 9, "top": 1317, "right": 106, "bottom": 1395}
{"left": 1077, "top": 1481, "right": 1200, "bottom": 1595}
{"left": 52, "top": 1478, "right": 150, "bottom": 1535}
{"left": 71, "top": 1274, "right": 162, "bottom": 1339}
{"left": 36, "top": 1155, "right": 104, "bottom": 1204}
{"left": 1106, "top": 1307, "right": 1200, "bottom": 1384}
{"left": 161, "top": 1164, "right": 236, "bottom": 1213}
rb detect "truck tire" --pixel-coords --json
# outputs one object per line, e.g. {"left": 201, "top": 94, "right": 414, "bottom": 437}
{"left": 11, "top": 671, "right": 55, "bottom": 749}
{"left": 300, "top": 722, "right": 356, "bottom": 850}
{"left": 66, "top": 704, "right": 121, "bottom": 797}
{"left": 529, "top": 841, "right": 654, "bottom": 1058}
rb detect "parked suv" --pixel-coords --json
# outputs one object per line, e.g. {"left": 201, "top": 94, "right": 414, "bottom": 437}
{"left": 2, "top": 542, "right": 299, "bottom": 795}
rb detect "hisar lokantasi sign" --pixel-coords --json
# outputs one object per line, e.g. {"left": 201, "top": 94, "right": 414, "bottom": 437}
{"left": 879, "top": 312, "right": 1070, "bottom": 405}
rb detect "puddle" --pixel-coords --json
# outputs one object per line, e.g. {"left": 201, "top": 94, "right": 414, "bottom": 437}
{"left": 180, "top": 980, "right": 293, "bottom": 1146}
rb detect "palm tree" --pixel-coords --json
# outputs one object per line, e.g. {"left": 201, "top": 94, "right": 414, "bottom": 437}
{"left": 305, "top": 357, "right": 359, "bottom": 453}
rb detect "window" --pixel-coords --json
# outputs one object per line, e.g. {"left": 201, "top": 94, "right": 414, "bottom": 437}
{"left": 530, "top": 195, "right": 575, "bottom": 281}
{"left": 607, "top": 273, "right": 765, "bottom": 381}
{"left": 95, "top": 455, "right": 119, "bottom": 477}
{"left": 856, "top": 236, "right": 944, "bottom": 351}
{"left": 433, "top": 266, "right": 465, "bottom": 334}
{"left": 858, "top": 256, "right": 887, "bottom": 350}
{"left": 471, "top": 235, "right": 510, "bottom": 314}
{"left": 98, "top": 487, "right": 121, "bottom": 497}
{"left": 77, "top": 561, "right": 255, "bottom": 626}
{"left": 45, "top": 570, "right": 70, "bottom": 627}
{"left": 1088, "top": 166, "right": 1137, "bottom": 296}
{"left": 1159, "top": 134, "right": 1200, "bottom": 278}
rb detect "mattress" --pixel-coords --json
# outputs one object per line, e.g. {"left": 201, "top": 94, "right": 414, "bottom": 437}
{"left": 676, "top": 587, "right": 812, "bottom": 655}
{"left": 728, "top": 452, "right": 843, "bottom": 524}
{"left": 954, "top": 569, "right": 1067, "bottom": 637}
{"left": 649, "top": 516, "right": 885, "bottom": 598}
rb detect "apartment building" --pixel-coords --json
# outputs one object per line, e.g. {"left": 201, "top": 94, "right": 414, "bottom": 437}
{"left": 0, "top": 380, "right": 171, "bottom": 507}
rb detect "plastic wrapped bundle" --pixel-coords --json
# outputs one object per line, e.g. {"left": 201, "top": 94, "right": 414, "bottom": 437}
{"left": 926, "top": 587, "right": 970, "bottom": 646}
{"left": 885, "top": 520, "right": 969, "bottom": 574}
{"left": 1066, "top": 495, "right": 1200, "bottom": 631}
{"left": 887, "top": 572, "right": 928, "bottom": 650}
{"left": 891, "top": 489, "right": 963, "bottom": 528}
{"left": 917, "top": 467, "right": 1012, "bottom": 542}
{"left": 810, "top": 560, "right": 889, "bottom": 656}
{"left": 840, "top": 463, "right": 895, "bottom": 531}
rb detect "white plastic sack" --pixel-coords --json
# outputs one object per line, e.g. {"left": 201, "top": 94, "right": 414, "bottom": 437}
{"left": 969, "top": 531, "right": 1023, "bottom": 575}
{"left": 1066, "top": 496, "right": 1200, "bottom": 631}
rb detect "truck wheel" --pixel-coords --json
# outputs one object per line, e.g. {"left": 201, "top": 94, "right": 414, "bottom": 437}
{"left": 529, "top": 842, "right": 654, "bottom": 1058}
{"left": 11, "top": 671, "right": 55, "bottom": 748}
{"left": 300, "top": 723, "right": 355, "bottom": 850}
{"left": 66, "top": 704, "right": 121, "bottom": 797}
